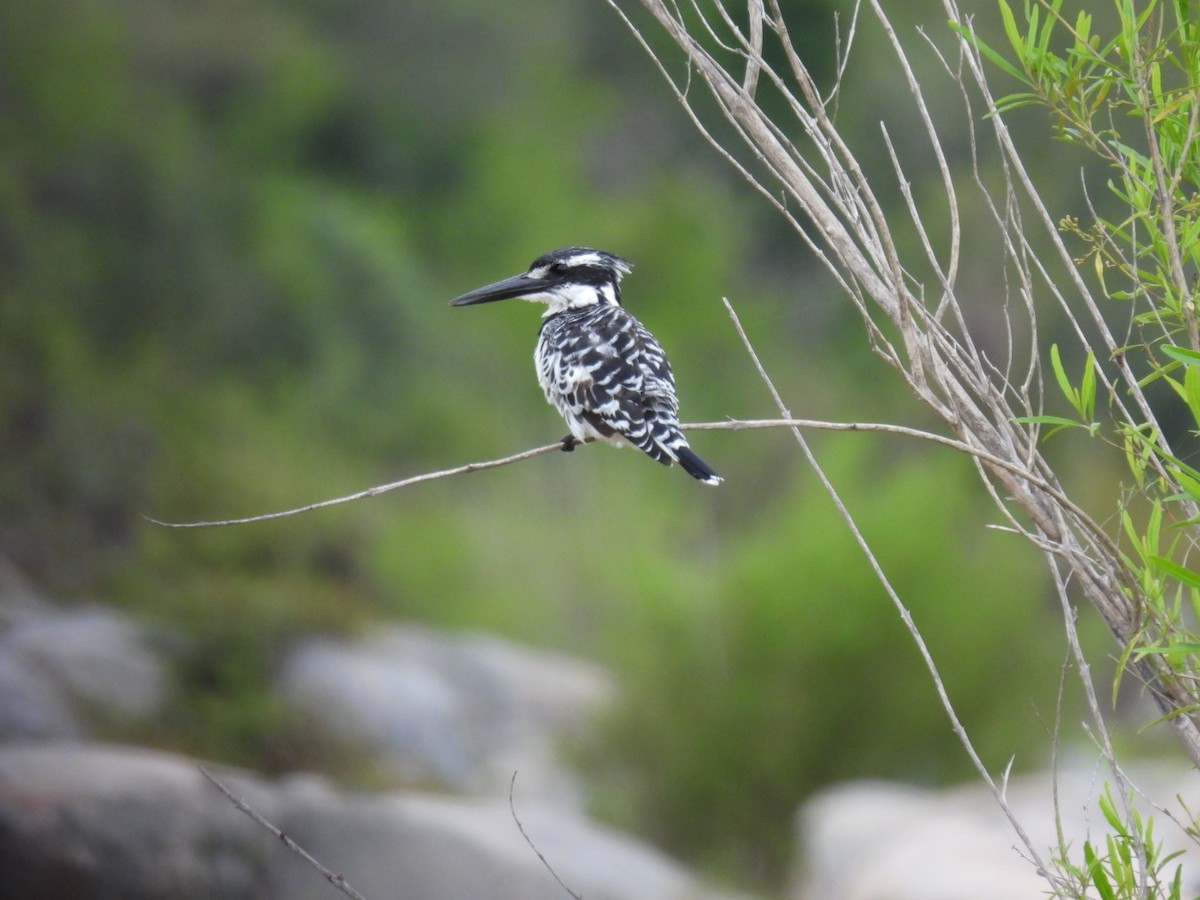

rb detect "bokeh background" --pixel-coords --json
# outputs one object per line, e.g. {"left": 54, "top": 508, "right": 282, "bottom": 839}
{"left": 0, "top": 0, "right": 1132, "bottom": 891}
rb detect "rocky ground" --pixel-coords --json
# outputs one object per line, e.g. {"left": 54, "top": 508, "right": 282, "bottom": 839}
{"left": 0, "top": 563, "right": 739, "bottom": 900}
{"left": 2, "top": 559, "right": 1199, "bottom": 899}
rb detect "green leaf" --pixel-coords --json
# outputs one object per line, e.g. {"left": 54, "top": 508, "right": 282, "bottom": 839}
{"left": 1162, "top": 344, "right": 1200, "bottom": 366}
{"left": 1113, "top": 632, "right": 1138, "bottom": 707}
{"left": 1099, "top": 788, "right": 1126, "bottom": 835}
{"left": 1080, "top": 350, "right": 1097, "bottom": 420}
{"left": 1050, "top": 343, "right": 1081, "bottom": 409}
{"left": 951, "top": 20, "right": 1025, "bottom": 81}
{"left": 1134, "top": 642, "right": 1200, "bottom": 656}
{"left": 998, "top": 0, "right": 1022, "bottom": 56}
{"left": 1026, "top": 6, "right": 1040, "bottom": 58}
{"left": 1137, "top": 703, "right": 1200, "bottom": 730}
{"left": 1037, "top": 0, "right": 1062, "bottom": 55}
{"left": 1173, "top": 474, "right": 1200, "bottom": 504}
{"left": 1011, "top": 414, "right": 1096, "bottom": 439}
{"left": 1074, "top": 10, "right": 1091, "bottom": 45}
{"left": 992, "top": 91, "right": 1043, "bottom": 112}
{"left": 1121, "top": 509, "right": 1142, "bottom": 556}
{"left": 1186, "top": 364, "right": 1200, "bottom": 430}
{"left": 1109, "top": 830, "right": 1130, "bottom": 871}
{"left": 1084, "top": 839, "right": 1117, "bottom": 900}
{"left": 1146, "top": 500, "right": 1163, "bottom": 554}
{"left": 1011, "top": 414, "right": 1087, "bottom": 427}
{"left": 1149, "top": 555, "right": 1200, "bottom": 590}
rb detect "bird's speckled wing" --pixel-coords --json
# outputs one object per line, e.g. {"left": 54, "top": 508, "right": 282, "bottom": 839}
{"left": 536, "top": 305, "right": 681, "bottom": 463}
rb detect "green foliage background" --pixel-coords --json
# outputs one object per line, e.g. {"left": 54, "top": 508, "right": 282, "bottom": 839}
{"left": 0, "top": 0, "right": 1108, "bottom": 888}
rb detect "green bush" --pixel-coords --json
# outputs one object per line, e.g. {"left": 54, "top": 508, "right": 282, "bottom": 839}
{"left": 588, "top": 440, "right": 1075, "bottom": 884}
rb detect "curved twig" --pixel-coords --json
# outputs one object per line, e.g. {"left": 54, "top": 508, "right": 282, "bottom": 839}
{"left": 144, "top": 441, "right": 568, "bottom": 528}
{"left": 509, "top": 772, "right": 582, "bottom": 900}
{"left": 144, "top": 416, "right": 1004, "bottom": 528}
{"left": 720, "top": 295, "right": 1059, "bottom": 888}
{"left": 146, "top": 411, "right": 1104, "bottom": 534}
{"left": 199, "top": 767, "right": 368, "bottom": 900}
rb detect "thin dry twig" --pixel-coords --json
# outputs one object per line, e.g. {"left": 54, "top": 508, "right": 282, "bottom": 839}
{"left": 721, "top": 297, "right": 1059, "bottom": 886}
{"left": 1044, "top": 558, "right": 1149, "bottom": 892}
{"left": 199, "top": 767, "right": 369, "bottom": 900}
{"left": 508, "top": 773, "right": 582, "bottom": 900}
{"left": 144, "top": 440, "right": 569, "bottom": 528}
{"left": 146, "top": 415, "right": 1085, "bottom": 529}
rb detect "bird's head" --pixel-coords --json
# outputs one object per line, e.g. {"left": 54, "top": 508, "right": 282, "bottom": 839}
{"left": 449, "top": 247, "right": 632, "bottom": 316}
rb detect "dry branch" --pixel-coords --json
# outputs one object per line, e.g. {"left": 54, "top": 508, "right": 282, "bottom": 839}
{"left": 199, "top": 767, "right": 369, "bottom": 900}
{"left": 509, "top": 773, "right": 582, "bottom": 900}
{"left": 147, "top": 414, "right": 1088, "bottom": 530}
{"left": 606, "top": 0, "right": 1200, "bottom": 770}
{"left": 721, "top": 297, "right": 1060, "bottom": 884}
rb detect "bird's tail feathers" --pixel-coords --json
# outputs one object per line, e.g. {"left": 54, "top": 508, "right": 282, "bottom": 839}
{"left": 673, "top": 446, "right": 723, "bottom": 486}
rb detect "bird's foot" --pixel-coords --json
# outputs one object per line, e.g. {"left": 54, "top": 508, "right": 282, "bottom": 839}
{"left": 560, "top": 436, "right": 578, "bottom": 452}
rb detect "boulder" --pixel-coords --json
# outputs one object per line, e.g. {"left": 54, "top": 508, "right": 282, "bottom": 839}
{"left": 0, "top": 598, "right": 167, "bottom": 742}
{"left": 277, "top": 625, "right": 614, "bottom": 803}
{"left": 790, "top": 765, "right": 1200, "bottom": 899}
{"left": 0, "top": 742, "right": 730, "bottom": 900}
{"left": 3, "top": 606, "right": 166, "bottom": 721}
{"left": 272, "top": 774, "right": 718, "bottom": 900}
{"left": 0, "top": 743, "right": 272, "bottom": 900}
{"left": 0, "top": 650, "right": 81, "bottom": 740}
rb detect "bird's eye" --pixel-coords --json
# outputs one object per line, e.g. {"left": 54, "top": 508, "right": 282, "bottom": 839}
{"left": 548, "top": 262, "right": 567, "bottom": 275}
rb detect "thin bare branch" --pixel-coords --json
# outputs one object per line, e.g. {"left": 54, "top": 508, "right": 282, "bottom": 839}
{"left": 720, "top": 294, "right": 1059, "bottom": 886}
{"left": 509, "top": 773, "right": 582, "bottom": 900}
{"left": 1044, "top": 559, "right": 1149, "bottom": 893}
{"left": 199, "top": 767, "right": 369, "bottom": 900}
{"left": 145, "top": 440, "right": 569, "bottom": 528}
{"left": 742, "top": 0, "right": 765, "bottom": 95}
{"left": 147, "top": 412, "right": 1102, "bottom": 531}
{"left": 825, "top": 1, "right": 864, "bottom": 114}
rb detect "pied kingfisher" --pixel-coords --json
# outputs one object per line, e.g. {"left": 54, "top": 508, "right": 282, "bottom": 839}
{"left": 450, "top": 247, "right": 723, "bottom": 485}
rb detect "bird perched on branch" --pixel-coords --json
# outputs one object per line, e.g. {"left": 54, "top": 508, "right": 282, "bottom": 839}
{"left": 450, "top": 247, "right": 722, "bottom": 485}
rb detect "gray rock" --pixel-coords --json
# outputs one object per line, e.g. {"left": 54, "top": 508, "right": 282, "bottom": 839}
{"left": 4, "top": 606, "right": 167, "bottom": 722}
{"left": 0, "top": 600, "right": 167, "bottom": 742}
{"left": 0, "top": 742, "right": 733, "bottom": 900}
{"left": 0, "top": 742, "right": 273, "bottom": 900}
{"left": 792, "top": 781, "right": 1047, "bottom": 900}
{"left": 0, "top": 649, "right": 81, "bottom": 740}
{"left": 790, "top": 765, "right": 1200, "bottom": 900}
{"left": 0, "top": 555, "right": 50, "bottom": 624}
{"left": 272, "top": 774, "right": 717, "bottom": 900}
{"left": 277, "top": 625, "right": 614, "bottom": 803}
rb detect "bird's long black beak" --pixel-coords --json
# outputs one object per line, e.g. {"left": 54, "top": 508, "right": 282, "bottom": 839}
{"left": 449, "top": 273, "right": 553, "bottom": 307}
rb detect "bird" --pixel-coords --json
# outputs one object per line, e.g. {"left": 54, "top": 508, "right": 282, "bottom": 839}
{"left": 449, "top": 247, "right": 723, "bottom": 485}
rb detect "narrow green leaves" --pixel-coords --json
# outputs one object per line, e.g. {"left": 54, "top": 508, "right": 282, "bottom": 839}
{"left": 1015, "top": 344, "right": 1099, "bottom": 436}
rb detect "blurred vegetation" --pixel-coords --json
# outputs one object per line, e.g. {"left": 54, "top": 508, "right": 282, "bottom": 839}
{"left": 0, "top": 0, "right": 1114, "bottom": 891}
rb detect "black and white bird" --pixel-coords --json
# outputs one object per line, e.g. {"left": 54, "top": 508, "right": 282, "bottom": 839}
{"left": 450, "top": 247, "right": 722, "bottom": 485}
